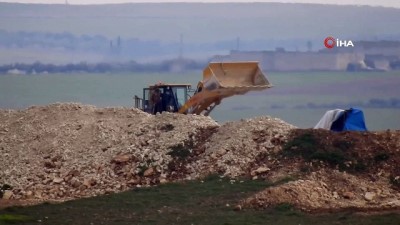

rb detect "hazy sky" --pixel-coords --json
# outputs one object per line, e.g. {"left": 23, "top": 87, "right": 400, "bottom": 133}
{"left": 1, "top": 0, "right": 400, "bottom": 8}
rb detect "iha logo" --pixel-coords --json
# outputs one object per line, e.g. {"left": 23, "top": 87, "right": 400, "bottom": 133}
{"left": 324, "top": 36, "right": 354, "bottom": 49}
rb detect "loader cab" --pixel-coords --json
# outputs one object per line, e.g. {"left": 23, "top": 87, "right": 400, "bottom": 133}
{"left": 137, "top": 84, "right": 191, "bottom": 114}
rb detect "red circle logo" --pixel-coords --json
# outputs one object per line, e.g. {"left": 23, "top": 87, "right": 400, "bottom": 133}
{"left": 324, "top": 36, "right": 336, "bottom": 49}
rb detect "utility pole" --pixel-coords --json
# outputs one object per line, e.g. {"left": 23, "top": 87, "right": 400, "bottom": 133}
{"left": 307, "top": 40, "right": 313, "bottom": 52}
{"left": 179, "top": 34, "right": 183, "bottom": 59}
{"left": 117, "top": 36, "right": 121, "bottom": 49}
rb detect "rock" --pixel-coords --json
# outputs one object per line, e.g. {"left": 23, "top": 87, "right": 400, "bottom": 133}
{"left": 333, "top": 191, "right": 339, "bottom": 199}
{"left": 25, "top": 191, "right": 33, "bottom": 198}
{"left": 105, "top": 188, "right": 114, "bottom": 194}
{"left": 83, "top": 178, "right": 96, "bottom": 188}
{"left": 159, "top": 178, "right": 168, "bottom": 184}
{"left": 143, "top": 168, "right": 155, "bottom": 177}
{"left": 364, "top": 192, "right": 376, "bottom": 201}
{"left": 360, "top": 187, "right": 367, "bottom": 192}
{"left": 251, "top": 167, "right": 270, "bottom": 176}
{"left": 44, "top": 160, "right": 56, "bottom": 168}
{"left": 70, "top": 178, "right": 81, "bottom": 188}
{"left": 342, "top": 191, "right": 355, "bottom": 199}
{"left": 42, "top": 178, "right": 51, "bottom": 185}
{"left": 54, "top": 161, "right": 62, "bottom": 168}
{"left": 127, "top": 179, "right": 140, "bottom": 185}
{"left": 53, "top": 177, "right": 64, "bottom": 184}
{"left": 320, "top": 182, "right": 328, "bottom": 188}
{"left": 2, "top": 190, "right": 13, "bottom": 200}
{"left": 34, "top": 190, "right": 43, "bottom": 199}
{"left": 310, "top": 191, "right": 319, "bottom": 200}
{"left": 234, "top": 205, "right": 242, "bottom": 211}
{"left": 64, "top": 175, "right": 72, "bottom": 182}
{"left": 79, "top": 185, "right": 86, "bottom": 191}
{"left": 51, "top": 155, "right": 61, "bottom": 162}
{"left": 49, "top": 188, "right": 59, "bottom": 195}
{"left": 385, "top": 200, "right": 400, "bottom": 207}
{"left": 217, "top": 149, "right": 227, "bottom": 156}
{"left": 112, "top": 154, "right": 131, "bottom": 163}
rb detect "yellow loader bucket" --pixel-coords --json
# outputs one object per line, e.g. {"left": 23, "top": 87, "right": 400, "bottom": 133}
{"left": 203, "top": 61, "right": 271, "bottom": 93}
{"left": 179, "top": 61, "right": 272, "bottom": 115}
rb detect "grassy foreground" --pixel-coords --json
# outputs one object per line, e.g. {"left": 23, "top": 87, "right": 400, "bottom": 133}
{"left": 0, "top": 176, "right": 399, "bottom": 225}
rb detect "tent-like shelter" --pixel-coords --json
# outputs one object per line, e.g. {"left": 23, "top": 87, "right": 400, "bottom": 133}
{"left": 314, "top": 108, "right": 367, "bottom": 131}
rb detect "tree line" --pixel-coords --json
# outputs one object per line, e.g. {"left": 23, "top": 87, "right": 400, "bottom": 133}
{"left": 0, "top": 59, "right": 205, "bottom": 74}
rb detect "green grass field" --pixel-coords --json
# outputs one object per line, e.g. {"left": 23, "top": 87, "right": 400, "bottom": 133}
{"left": 1, "top": 177, "right": 400, "bottom": 225}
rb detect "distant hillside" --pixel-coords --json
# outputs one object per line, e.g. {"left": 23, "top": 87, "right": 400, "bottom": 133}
{"left": 0, "top": 2, "right": 399, "bottom": 64}
{"left": 0, "top": 2, "right": 399, "bottom": 42}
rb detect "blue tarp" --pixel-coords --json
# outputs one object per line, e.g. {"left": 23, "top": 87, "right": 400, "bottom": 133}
{"left": 330, "top": 108, "right": 367, "bottom": 131}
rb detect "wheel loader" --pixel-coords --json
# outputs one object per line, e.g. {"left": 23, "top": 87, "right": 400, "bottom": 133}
{"left": 134, "top": 61, "right": 272, "bottom": 116}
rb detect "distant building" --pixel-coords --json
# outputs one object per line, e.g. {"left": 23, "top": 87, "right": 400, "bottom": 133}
{"left": 214, "top": 50, "right": 363, "bottom": 72}
{"left": 365, "top": 55, "right": 398, "bottom": 71}
{"left": 339, "top": 41, "right": 400, "bottom": 58}
{"left": 212, "top": 41, "right": 400, "bottom": 72}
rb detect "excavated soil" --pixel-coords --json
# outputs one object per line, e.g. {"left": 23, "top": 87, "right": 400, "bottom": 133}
{"left": 0, "top": 103, "right": 218, "bottom": 201}
{"left": 241, "top": 170, "right": 400, "bottom": 212}
{"left": 241, "top": 129, "right": 400, "bottom": 212}
{"left": 1, "top": 103, "right": 400, "bottom": 213}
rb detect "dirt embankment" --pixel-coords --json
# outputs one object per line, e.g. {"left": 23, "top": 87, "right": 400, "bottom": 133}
{"left": 1, "top": 103, "right": 399, "bottom": 212}
{"left": 0, "top": 103, "right": 219, "bottom": 201}
{"left": 240, "top": 129, "right": 400, "bottom": 212}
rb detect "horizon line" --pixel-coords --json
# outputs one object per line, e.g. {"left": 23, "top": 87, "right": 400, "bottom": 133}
{"left": 0, "top": 1, "right": 399, "bottom": 9}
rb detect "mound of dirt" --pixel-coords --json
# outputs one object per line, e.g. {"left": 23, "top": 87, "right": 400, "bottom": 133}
{"left": 240, "top": 129, "right": 400, "bottom": 212}
{"left": 241, "top": 170, "right": 400, "bottom": 212}
{"left": 282, "top": 129, "right": 400, "bottom": 176}
{"left": 0, "top": 103, "right": 220, "bottom": 200}
{"left": 0, "top": 103, "right": 294, "bottom": 202}
{"left": 2, "top": 103, "right": 400, "bottom": 213}
{"left": 190, "top": 117, "right": 295, "bottom": 178}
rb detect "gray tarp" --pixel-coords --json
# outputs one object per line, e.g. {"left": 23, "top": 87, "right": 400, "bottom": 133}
{"left": 314, "top": 109, "right": 345, "bottom": 129}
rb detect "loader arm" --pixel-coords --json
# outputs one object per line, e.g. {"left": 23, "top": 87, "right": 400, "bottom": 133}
{"left": 178, "top": 61, "right": 272, "bottom": 115}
